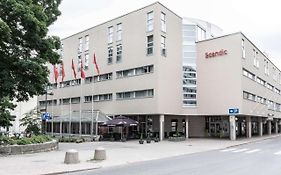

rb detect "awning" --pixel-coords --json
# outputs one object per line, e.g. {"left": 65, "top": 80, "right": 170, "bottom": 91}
{"left": 101, "top": 116, "right": 138, "bottom": 127}
{"left": 46, "top": 110, "right": 111, "bottom": 123}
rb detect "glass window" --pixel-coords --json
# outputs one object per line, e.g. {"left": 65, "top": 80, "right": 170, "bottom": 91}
{"left": 77, "top": 55, "right": 82, "bottom": 72}
{"left": 78, "top": 37, "right": 83, "bottom": 53}
{"left": 242, "top": 39, "right": 245, "bottom": 59}
{"left": 147, "top": 35, "right": 153, "bottom": 55}
{"left": 85, "top": 35, "right": 89, "bottom": 51}
{"left": 116, "top": 44, "right": 122, "bottom": 63}
{"left": 108, "top": 26, "right": 113, "bottom": 43}
{"left": 147, "top": 11, "right": 153, "bottom": 32}
{"left": 161, "top": 36, "right": 166, "bottom": 56}
{"left": 116, "top": 23, "right": 122, "bottom": 41}
{"left": 161, "top": 12, "right": 166, "bottom": 32}
{"left": 108, "top": 47, "right": 113, "bottom": 64}
{"left": 84, "top": 53, "right": 89, "bottom": 70}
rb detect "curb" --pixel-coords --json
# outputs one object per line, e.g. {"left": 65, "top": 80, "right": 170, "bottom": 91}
{"left": 42, "top": 166, "right": 102, "bottom": 175}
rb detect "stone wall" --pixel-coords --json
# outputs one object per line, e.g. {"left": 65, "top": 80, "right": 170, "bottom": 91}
{"left": 0, "top": 140, "right": 58, "bottom": 155}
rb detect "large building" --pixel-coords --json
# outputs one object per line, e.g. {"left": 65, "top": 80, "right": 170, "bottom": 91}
{"left": 38, "top": 2, "right": 281, "bottom": 140}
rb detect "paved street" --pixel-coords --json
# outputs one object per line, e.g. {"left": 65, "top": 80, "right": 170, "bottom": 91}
{"left": 73, "top": 136, "right": 281, "bottom": 175}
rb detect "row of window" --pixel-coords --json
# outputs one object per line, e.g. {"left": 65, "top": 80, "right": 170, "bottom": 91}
{"left": 39, "top": 89, "right": 154, "bottom": 106}
{"left": 107, "top": 44, "right": 122, "bottom": 64}
{"left": 116, "top": 65, "right": 153, "bottom": 78}
{"left": 243, "top": 91, "right": 281, "bottom": 112}
{"left": 242, "top": 68, "right": 281, "bottom": 95}
{"left": 107, "top": 23, "right": 122, "bottom": 44}
{"left": 242, "top": 39, "right": 281, "bottom": 83}
{"left": 146, "top": 11, "right": 166, "bottom": 32}
{"left": 146, "top": 35, "right": 166, "bottom": 56}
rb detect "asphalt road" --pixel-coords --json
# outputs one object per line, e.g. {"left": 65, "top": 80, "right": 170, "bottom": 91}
{"left": 71, "top": 137, "right": 281, "bottom": 175}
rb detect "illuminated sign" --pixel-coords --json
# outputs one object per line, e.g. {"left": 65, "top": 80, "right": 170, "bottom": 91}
{"left": 205, "top": 49, "right": 228, "bottom": 59}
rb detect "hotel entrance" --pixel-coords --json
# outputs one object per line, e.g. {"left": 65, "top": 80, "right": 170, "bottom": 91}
{"left": 206, "top": 116, "right": 229, "bottom": 138}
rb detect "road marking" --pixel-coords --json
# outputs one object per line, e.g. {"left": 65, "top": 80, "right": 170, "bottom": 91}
{"left": 220, "top": 148, "right": 238, "bottom": 152}
{"left": 245, "top": 149, "right": 261, "bottom": 154}
{"left": 232, "top": 148, "right": 249, "bottom": 153}
{"left": 274, "top": 151, "right": 281, "bottom": 155}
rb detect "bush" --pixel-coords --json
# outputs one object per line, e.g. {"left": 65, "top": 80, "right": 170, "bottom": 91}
{"left": 59, "top": 137, "right": 84, "bottom": 143}
{"left": 13, "top": 135, "right": 52, "bottom": 145}
{"left": 0, "top": 136, "right": 16, "bottom": 145}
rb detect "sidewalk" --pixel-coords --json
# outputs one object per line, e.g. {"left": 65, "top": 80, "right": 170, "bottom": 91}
{"left": 0, "top": 134, "right": 280, "bottom": 175}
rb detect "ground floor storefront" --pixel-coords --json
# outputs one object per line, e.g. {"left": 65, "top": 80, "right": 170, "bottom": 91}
{"left": 46, "top": 114, "right": 281, "bottom": 141}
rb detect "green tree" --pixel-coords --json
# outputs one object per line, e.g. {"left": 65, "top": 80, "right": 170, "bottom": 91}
{"left": 20, "top": 108, "right": 41, "bottom": 135}
{"left": 0, "top": 97, "right": 16, "bottom": 129}
{"left": 0, "top": 0, "right": 62, "bottom": 126}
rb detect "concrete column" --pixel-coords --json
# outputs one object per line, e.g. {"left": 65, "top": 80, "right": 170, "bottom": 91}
{"left": 60, "top": 120, "right": 62, "bottom": 137}
{"left": 229, "top": 116, "right": 236, "bottom": 140}
{"left": 246, "top": 116, "right": 252, "bottom": 138}
{"left": 185, "top": 116, "right": 189, "bottom": 139}
{"left": 267, "top": 120, "right": 272, "bottom": 135}
{"left": 275, "top": 120, "right": 278, "bottom": 134}
{"left": 159, "top": 115, "right": 164, "bottom": 141}
{"left": 258, "top": 118, "right": 263, "bottom": 136}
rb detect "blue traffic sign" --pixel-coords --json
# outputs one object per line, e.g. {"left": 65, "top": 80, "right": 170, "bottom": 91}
{"left": 229, "top": 108, "right": 239, "bottom": 114}
{"left": 42, "top": 112, "right": 51, "bottom": 121}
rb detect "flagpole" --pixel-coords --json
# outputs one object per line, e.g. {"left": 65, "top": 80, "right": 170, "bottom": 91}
{"left": 79, "top": 79, "right": 82, "bottom": 137}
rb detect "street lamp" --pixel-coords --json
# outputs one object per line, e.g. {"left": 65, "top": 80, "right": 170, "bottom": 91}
{"left": 42, "top": 89, "right": 54, "bottom": 134}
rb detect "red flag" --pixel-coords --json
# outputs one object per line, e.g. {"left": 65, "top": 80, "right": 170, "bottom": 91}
{"left": 71, "top": 59, "right": 77, "bottom": 79}
{"left": 53, "top": 64, "right": 59, "bottom": 83}
{"left": 93, "top": 53, "right": 100, "bottom": 75}
{"left": 80, "top": 60, "right": 86, "bottom": 79}
{"left": 61, "top": 62, "right": 65, "bottom": 82}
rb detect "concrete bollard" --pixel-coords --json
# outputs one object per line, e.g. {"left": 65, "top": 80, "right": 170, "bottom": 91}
{"left": 94, "top": 147, "right": 106, "bottom": 160}
{"left": 64, "top": 149, "right": 80, "bottom": 164}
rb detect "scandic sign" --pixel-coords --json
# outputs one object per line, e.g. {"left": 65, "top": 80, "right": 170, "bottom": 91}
{"left": 205, "top": 49, "right": 228, "bottom": 59}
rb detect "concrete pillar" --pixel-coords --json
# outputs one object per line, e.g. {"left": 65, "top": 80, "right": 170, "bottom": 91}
{"left": 185, "top": 116, "right": 189, "bottom": 139}
{"left": 267, "top": 120, "right": 272, "bottom": 135}
{"left": 246, "top": 116, "right": 252, "bottom": 138}
{"left": 275, "top": 119, "right": 278, "bottom": 134}
{"left": 229, "top": 116, "right": 236, "bottom": 140}
{"left": 159, "top": 115, "right": 164, "bottom": 141}
{"left": 258, "top": 118, "right": 263, "bottom": 136}
{"left": 60, "top": 120, "right": 62, "bottom": 137}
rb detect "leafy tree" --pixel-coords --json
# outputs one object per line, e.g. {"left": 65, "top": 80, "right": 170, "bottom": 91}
{"left": 0, "top": 0, "right": 62, "bottom": 126}
{"left": 20, "top": 108, "right": 41, "bottom": 135}
{"left": 0, "top": 97, "right": 16, "bottom": 129}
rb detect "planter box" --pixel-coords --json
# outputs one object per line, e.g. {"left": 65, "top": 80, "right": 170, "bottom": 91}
{"left": 168, "top": 136, "right": 186, "bottom": 142}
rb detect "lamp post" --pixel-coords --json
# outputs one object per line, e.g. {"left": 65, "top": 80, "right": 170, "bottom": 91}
{"left": 42, "top": 88, "right": 54, "bottom": 134}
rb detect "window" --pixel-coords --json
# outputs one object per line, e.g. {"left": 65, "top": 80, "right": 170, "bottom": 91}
{"left": 84, "top": 53, "right": 89, "bottom": 70}
{"left": 78, "top": 37, "right": 83, "bottom": 53}
{"left": 147, "top": 35, "right": 153, "bottom": 55}
{"left": 161, "top": 12, "right": 166, "bottom": 32}
{"left": 87, "top": 73, "right": 112, "bottom": 83}
{"left": 273, "top": 67, "right": 277, "bottom": 81}
{"left": 243, "top": 91, "right": 256, "bottom": 101}
{"left": 84, "top": 96, "right": 92, "bottom": 103}
{"left": 116, "top": 23, "right": 122, "bottom": 41}
{"left": 256, "top": 77, "right": 265, "bottom": 86}
{"left": 93, "top": 93, "right": 112, "bottom": 102}
{"left": 146, "top": 11, "right": 153, "bottom": 32}
{"left": 197, "top": 26, "right": 206, "bottom": 41}
{"left": 77, "top": 55, "right": 82, "bottom": 71}
{"left": 116, "top": 44, "right": 122, "bottom": 63}
{"left": 108, "top": 47, "right": 113, "bottom": 64}
{"left": 171, "top": 119, "right": 178, "bottom": 132}
{"left": 71, "top": 97, "right": 80, "bottom": 104}
{"left": 62, "top": 98, "right": 70, "bottom": 105}
{"left": 266, "top": 83, "right": 274, "bottom": 91}
{"left": 116, "top": 65, "right": 153, "bottom": 78}
{"left": 242, "top": 68, "right": 255, "bottom": 80}
{"left": 274, "top": 88, "right": 280, "bottom": 94}
{"left": 85, "top": 35, "right": 89, "bottom": 51}
{"left": 108, "top": 26, "right": 113, "bottom": 43}
{"left": 242, "top": 39, "right": 245, "bottom": 59}
{"left": 253, "top": 49, "right": 259, "bottom": 68}
{"left": 116, "top": 89, "right": 154, "bottom": 100}
{"left": 264, "top": 59, "right": 269, "bottom": 75}
{"left": 161, "top": 36, "right": 166, "bottom": 56}
{"left": 268, "top": 100, "right": 274, "bottom": 110}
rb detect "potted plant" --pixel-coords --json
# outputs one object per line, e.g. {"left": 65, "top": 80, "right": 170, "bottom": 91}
{"left": 146, "top": 135, "right": 151, "bottom": 143}
{"left": 139, "top": 133, "right": 144, "bottom": 144}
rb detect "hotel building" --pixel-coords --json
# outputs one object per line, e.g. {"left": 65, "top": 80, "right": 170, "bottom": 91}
{"left": 37, "top": 2, "right": 281, "bottom": 140}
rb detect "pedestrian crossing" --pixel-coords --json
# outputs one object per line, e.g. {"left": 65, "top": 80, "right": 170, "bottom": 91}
{"left": 219, "top": 148, "right": 281, "bottom": 155}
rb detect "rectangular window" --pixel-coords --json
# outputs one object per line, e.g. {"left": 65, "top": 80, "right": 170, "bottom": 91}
{"left": 84, "top": 53, "right": 89, "bottom": 70}
{"left": 93, "top": 93, "right": 112, "bottom": 102}
{"left": 242, "top": 68, "right": 255, "bottom": 80}
{"left": 88, "top": 72, "right": 112, "bottom": 83}
{"left": 243, "top": 91, "right": 256, "bottom": 101}
{"left": 108, "top": 26, "right": 113, "bottom": 43}
{"left": 161, "top": 36, "right": 166, "bottom": 56}
{"left": 117, "top": 65, "right": 153, "bottom": 78}
{"left": 274, "top": 88, "right": 280, "bottom": 94}
{"left": 161, "top": 12, "right": 166, "bottom": 32}
{"left": 77, "top": 55, "right": 82, "bottom": 72}
{"left": 84, "top": 96, "right": 92, "bottom": 103}
{"left": 146, "top": 11, "right": 153, "bottom": 32}
{"left": 266, "top": 83, "right": 274, "bottom": 91}
{"left": 108, "top": 47, "right": 113, "bottom": 64}
{"left": 116, "top": 89, "right": 153, "bottom": 100}
{"left": 264, "top": 59, "right": 269, "bottom": 75}
{"left": 256, "top": 77, "right": 266, "bottom": 86}
{"left": 116, "top": 44, "right": 122, "bottom": 63}
{"left": 147, "top": 35, "right": 153, "bottom": 55}
{"left": 85, "top": 35, "right": 89, "bottom": 51}
{"left": 273, "top": 67, "right": 277, "bottom": 81}
{"left": 62, "top": 98, "right": 70, "bottom": 105}
{"left": 71, "top": 97, "right": 80, "bottom": 104}
{"left": 116, "top": 23, "right": 122, "bottom": 41}
{"left": 242, "top": 39, "right": 245, "bottom": 59}
{"left": 78, "top": 37, "right": 83, "bottom": 53}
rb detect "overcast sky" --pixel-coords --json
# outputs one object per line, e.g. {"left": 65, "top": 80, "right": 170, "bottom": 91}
{"left": 49, "top": 0, "right": 281, "bottom": 68}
